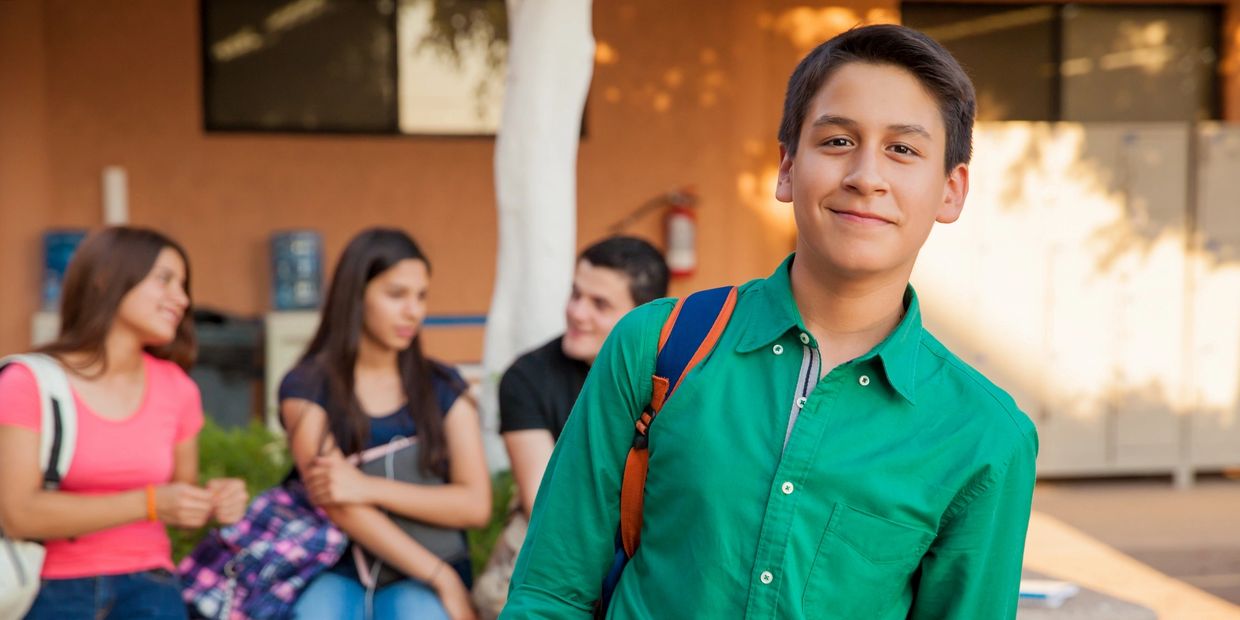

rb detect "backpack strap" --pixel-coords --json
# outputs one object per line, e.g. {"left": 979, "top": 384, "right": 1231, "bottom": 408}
{"left": 621, "top": 286, "right": 737, "bottom": 553}
{"left": 0, "top": 354, "right": 78, "bottom": 489}
{"left": 598, "top": 286, "right": 738, "bottom": 614}
{"left": 348, "top": 435, "right": 417, "bottom": 466}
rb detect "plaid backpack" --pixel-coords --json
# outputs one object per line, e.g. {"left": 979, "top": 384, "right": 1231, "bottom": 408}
{"left": 596, "top": 286, "right": 739, "bottom": 615}
{"left": 179, "top": 477, "right": 347, "bottom": 620}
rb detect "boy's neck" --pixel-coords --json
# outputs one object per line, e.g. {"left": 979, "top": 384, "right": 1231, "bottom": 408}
{"left": 789, "top": 253, "right": 910, "bottom": 374}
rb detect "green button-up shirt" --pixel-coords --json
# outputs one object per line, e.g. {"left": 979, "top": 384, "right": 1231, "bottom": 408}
{"left": 503, "top": 255, "right": 1038, "bottom": 619}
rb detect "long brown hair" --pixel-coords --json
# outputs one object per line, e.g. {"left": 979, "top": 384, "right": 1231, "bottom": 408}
{"left": 300, "top": 228, "right": 455, "bottom": 476}
{"left": 40, "top": 226, "right": 196, "bottom": 374}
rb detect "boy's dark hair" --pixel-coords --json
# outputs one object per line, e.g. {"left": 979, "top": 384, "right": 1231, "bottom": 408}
{"left": 579, "top": 236, "right": 669, "bottom": 306}
{"left": 777, "top": 24, "right": 976, "bottom": 172}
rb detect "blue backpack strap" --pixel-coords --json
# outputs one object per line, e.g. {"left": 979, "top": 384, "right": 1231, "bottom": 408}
{"left": 597, "top": 286, "right": 738, "bottom": 615}
{"left": 652, "top": 285, "right": 740, "bottom": 404}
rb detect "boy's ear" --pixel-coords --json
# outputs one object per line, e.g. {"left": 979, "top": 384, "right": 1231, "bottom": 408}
{"left": 776, "top": 144, "right": 794, "bottom": 204}
{"left": 936, "top": 163, "right": 968, "bottom": 224}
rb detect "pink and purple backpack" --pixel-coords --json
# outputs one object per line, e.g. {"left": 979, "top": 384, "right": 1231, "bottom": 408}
{"left": 178, "top": 478, "right": 347, "bottom": 620}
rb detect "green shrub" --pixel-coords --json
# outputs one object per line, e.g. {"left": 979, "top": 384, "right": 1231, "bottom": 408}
{"left": 469, "top": 470, "right": 516, "bottom": 576}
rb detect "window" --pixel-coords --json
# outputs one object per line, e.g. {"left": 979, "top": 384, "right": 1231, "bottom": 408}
{"left": 902, "top": 3, "right": 1220, "bottom": 122}
{"left": 202, "top": 0, "right": 507, "bottom": 135}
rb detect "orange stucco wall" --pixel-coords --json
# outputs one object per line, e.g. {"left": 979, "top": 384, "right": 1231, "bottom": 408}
{"left": 0, "top": 0, "right": 53, "bottom": 359}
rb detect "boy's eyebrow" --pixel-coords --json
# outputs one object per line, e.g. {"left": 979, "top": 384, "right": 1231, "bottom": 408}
{"left": 810, "top": 114, "right": 932, "bottom": 140}
{"left": 810, "top": 114, "right": 857, "bottom": 129}
{"left": 890, "top": 123, "right": 932, "bottom": 139}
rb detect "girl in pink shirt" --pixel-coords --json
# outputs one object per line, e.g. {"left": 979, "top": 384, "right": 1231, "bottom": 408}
{"left": 0, "top": 227, "right": 248, "bottom": 620}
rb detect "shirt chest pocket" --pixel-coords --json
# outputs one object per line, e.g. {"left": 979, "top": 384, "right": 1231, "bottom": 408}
{"left": 802, "top": 504, "right": 935, "bottom": 617}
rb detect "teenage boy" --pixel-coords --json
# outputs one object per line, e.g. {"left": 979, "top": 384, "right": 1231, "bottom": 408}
{"left": 504, "top": 24, "right": 1037, "bottom": 619}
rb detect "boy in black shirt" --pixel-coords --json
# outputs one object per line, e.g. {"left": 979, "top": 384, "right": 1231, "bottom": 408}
{"left": 498, "top": 236, "right": 669, "bottom": 516}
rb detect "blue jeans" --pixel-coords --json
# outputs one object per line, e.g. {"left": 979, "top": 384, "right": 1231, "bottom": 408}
{"left": 292, "top": 571, "right": 448, "bottom": 620}
{"left": 24, "top": 568, "right": 187, "bottom": 619}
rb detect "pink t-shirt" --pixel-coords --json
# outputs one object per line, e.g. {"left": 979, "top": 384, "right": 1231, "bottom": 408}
{"left": 0, "top": 354, "right": 204, "bottom": 578}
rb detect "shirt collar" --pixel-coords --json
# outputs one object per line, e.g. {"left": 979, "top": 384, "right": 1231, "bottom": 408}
{"left": 735, "top": 253, "right": 922, "bottom": 404}
{"left": 735, "top": 254, "right": 804, "bottom": 355}
{"left": 856, "top": 286, "right": 922, "bottom": 405}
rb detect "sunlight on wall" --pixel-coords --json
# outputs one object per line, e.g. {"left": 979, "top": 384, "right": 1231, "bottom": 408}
{"left": 596, "top": 41, "right": 619, "bottom": 65}
{"left": 736, "top": 164, "right": 796, "bottom": 251}
{"left": 764, "top": 7, "right": 898, "bottom": 52}
{"left": 914, "top": 122, "right": 1240, "bottom": 474}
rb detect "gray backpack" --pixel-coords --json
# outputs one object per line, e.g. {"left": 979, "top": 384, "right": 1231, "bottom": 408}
{"left": 348, "top": 436, "right": 469, "bottom": 587}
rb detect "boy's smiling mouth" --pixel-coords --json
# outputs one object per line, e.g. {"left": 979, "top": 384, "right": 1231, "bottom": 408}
{"left": 829, "top": 207, "right": 895, "bottom": 225}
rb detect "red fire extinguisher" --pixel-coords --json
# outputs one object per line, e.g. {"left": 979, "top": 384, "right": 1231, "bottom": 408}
{"left": 664, "top": 187, "right": 697, "bottom": 277}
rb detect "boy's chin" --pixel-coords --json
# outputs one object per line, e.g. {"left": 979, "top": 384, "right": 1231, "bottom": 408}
{"left": 561, "top": 337, "right": 598, "bottom": 363}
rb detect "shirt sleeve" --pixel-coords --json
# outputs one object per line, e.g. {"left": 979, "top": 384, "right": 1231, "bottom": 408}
{"left": 501, "top": 300, "right": 673, "bottom": 619}
{"left": 497, "top": 361, "right": 550, "bottom": 434}
{"left": 906, "top": 426, "right": 1038, "bottom": 620}
{"left": 175, "top": 375, "right": 205, "bottom": 443}
{"left": 0, "top": 364, "right": 41, "bottom": 431}
{"left": 433, "top": 362, "right": 466, "bottom": 415}
{"left": 278, "top": 363, "right": 326, "bottom": 406}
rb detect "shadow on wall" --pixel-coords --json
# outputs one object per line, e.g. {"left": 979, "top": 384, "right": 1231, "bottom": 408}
{"left": 913, "top": 122, "right": 1240, "bottom": 476}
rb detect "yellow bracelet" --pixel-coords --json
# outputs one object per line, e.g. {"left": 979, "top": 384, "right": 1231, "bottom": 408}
{"left": 145, "top": 484, "right": 158, "bottom": 522}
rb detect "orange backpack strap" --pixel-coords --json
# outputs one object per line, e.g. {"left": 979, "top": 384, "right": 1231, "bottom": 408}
{"left": 599, "top": 286, "right": 738, "bottom": 613}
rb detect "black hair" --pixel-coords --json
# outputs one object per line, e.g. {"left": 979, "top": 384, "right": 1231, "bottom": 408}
{"left": 579, "top": 236, "right": 670, "bottom": 306}
{"left": 301, "top": 228, "right": 457, "bottom": 475}
{"left": 777, "top": 24, "right": 976, "bottom": 172}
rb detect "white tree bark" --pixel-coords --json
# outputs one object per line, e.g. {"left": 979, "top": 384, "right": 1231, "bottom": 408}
{"left": 481, "top": 0, "right": 595, "bottom": 469}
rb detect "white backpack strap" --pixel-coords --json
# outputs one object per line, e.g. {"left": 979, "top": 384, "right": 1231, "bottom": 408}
{"left": 347, "top": 435, "right": 417, "bottom": 466}
{"left": 0, "top": 354, "right": 77, "bottom": 489}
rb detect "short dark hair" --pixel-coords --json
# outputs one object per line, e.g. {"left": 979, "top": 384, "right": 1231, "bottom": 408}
{"left": 579, "top": 236, "right": 669, "bottom": 306}
{"left": 777, "top": 24, "right": 976, "bottom": 172}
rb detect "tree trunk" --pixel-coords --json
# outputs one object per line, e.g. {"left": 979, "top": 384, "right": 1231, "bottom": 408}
{"left": 481, "top": 0, "right": 594, "bottom": 468}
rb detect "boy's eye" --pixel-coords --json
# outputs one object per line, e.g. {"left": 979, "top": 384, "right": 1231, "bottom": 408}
{"left": 822, "top": 137, "right": 852, "bottom": 148}
{"left": 890, "top": 144, "right": 918, "bottom": 156}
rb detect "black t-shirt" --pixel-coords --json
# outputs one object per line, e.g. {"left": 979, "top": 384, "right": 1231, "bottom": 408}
{"left": 498, "top": 336, "right": 590, "bottom": 441}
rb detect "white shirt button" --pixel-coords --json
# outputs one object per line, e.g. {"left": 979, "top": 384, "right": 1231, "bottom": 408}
{"left": 772, "top": 344, "right": 784, "bottom": 355}
{"left": 795, "top": 396, "right": 806, "bottom": 409}
{"left": 799, "top": 333, "right": 811, "bottom": 345}
{"left": 781, "top": 481, "right": 795, "bottom": 495}
{"left": 859, "top": 375, "right": 871, "bottom": 386}
{"left": 759, "top": 570, "right": 774, "bottom": 584}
